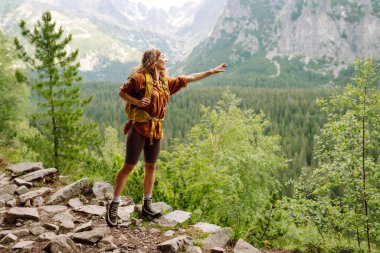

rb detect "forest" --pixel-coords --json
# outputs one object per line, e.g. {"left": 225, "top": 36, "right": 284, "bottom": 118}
{"left": 1, "top": 12, "right": 380, "bottom": 253}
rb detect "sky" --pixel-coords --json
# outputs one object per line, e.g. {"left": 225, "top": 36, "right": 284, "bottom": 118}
{"left": 131, "top": 0, "right": 199, "bottom": 11}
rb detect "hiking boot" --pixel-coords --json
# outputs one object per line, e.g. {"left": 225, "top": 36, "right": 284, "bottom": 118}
{"left": 105, "top": 201, "right": 119, "bottom": 227}
{"left": 142, "top": 198, "right": 162, "bottom": 219}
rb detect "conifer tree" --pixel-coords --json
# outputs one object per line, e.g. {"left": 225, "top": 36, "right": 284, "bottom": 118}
{"left": 14, "top": 11, "right": 99, "bottom": 172}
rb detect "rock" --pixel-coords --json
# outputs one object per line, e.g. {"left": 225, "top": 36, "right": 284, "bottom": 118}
{"left": 135, "top": 201, "right": 173, "bottom": 214}
{"left": 39, "top": 205, "right": 68, "bottom": 214}
{"left": 164, "top": 230, "right": 175, "bottom": 237}
{"left": 48, "top": 178, "right": 91, "bottom": 205}
{"left": 19, "top": 187, "right": 50, "bottom": 204}
{"left": 202, "top": 228, "right": 233, "bottom": 250}
{"left": 33, "top": 196, "right": 45, "bottom": 206}
{"left": 0, "top": 230, "right": 11, "bottom": 239}
{"left": 157, "top": 235, "right": 194, "bottom": 253}
{"left": 59, "top": 176, "right": 71, "bottom": 184}
{"left": 53, "top": 211, "right": 75, "bottom": 230}
{"left": 118, "top": 222, "right": 132, "bottom": 228}
{"left": 30, "top": 226, "right": 46, "bottom": 235}
{"left": 233, "top": 238, "right": 261, "bottom": 253}
{"left": 98, "top": 236, "right": 117, "bottom": 251}
{"left": 12, "top": 240, "right": 34, "bottom": 250}
{"left": 7, "top": 207, "right": 39, "bottom": 222}
{"left": 149, "top": 228, "right": 160, "bottom": 234}
{"left": 0, "top": 184, "right": 17, "bottom": 195}
{"left": 0, "top": 193, "right": 13, "bottom": 202}
{"left": 156, "top": 210, "right": 192, "bottom": 227}
{"left": 92, "top": 182, "right": 113, "bottom": 200}
{"left": 14, "top": 178, "right": 33, "bottom": 187}
{"left": 67, "top": 198, "right": 83, "bottom": 209}
{"left": 16, "top": 185, "right": 28, "bottom": 195}
{"left": 17, "top": 168, "right": 57, "bottom": 182}
{"left": 74, "top": 221, "right": 94, "bottom": 233}
{"left": 38, "top": 232, "right": 58, "bottom": 241}
{"left": 43, "top": 223, "right": 59, "bottom": 232}
{"left": 0, "top": 233, "right": 17, "bottom": 244}
{"left": 72, "top": 227, "right": 111, "bottom": 244}
{"left": 193, "top": 222, "right": 222, "bottom": 233}
{"left": 186, "top": 246, "right": 202, "bottom": 253}
{"left": 8, "top": 162, "right": 43, "bottom": 174}
{"left": 12, "top": 228, "right": 29, "bottom": 238}
{"left": 42, "top": 235, "right": 77, "bottom": 253}
{"left": 74, "top": 205, "right": 105, "bottom": 216}
{"left": 118, "top": 205, "right": 135, "bottom": 221}
{"left": 6, "top": 198, "right": 16, "bottom": 207}
{"left": 211, "top": 247, "right": 226, "bottom": 253}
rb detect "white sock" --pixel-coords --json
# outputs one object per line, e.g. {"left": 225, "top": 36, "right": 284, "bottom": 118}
{"left": 112, "top": 196, "right": 121, "bottom": 203}
{"left": 143, "top": 194, "right": 152, "bottom": 200}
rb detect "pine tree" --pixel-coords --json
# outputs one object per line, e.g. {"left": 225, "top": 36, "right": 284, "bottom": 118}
{"left": 14, "top": 11, "right": 99, "bottom": 172}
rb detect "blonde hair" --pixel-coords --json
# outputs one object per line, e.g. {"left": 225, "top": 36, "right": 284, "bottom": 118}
{"left": 133, "top": 48, "right": 168, "bottom": 79}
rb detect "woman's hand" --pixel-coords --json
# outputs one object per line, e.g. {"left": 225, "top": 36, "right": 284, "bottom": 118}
{"left": 137, "top": 97, "right": 151, "bottom": 107}
{"left": 210, "top": 63, "right": 228, "bottom": 74}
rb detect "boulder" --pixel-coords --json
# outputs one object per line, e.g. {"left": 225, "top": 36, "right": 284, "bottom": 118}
{"left": 8, "top": 162, "right": 43, "bottom": 174}
{"left": 202, "top": 228, "right": 233, "bottom": 250}
{"left": 48, "top": 178, "right": 91, "bottom": 205}
{"left": 193, "top": 222, "right": 222, "bottom": 233}
{"left": 17, "top": 168, "right": 57, "bottom": 182}
{"left": 39, "top": 205, "right": 67, "bottom": 214}
{"left": 7, "top": 207, "right": 40, "bottom": 222}
{"left": 42, "top": 235, "right": 77, "bottom": 253}
{"left": 233, "top": 238, "right": 261, "bottom": 253}
{"left": 19, "top": 187, "right": 51, "bottom": 204}
{"left": 118, "top": 205, "right": 135, "bottom": 221}
{"left": 72, "top": 227, "right": 111, "bottom": 244}
{"left": 0, "top": 184, "right": 17, "bottom": 195}
{"left": 156, "top": 210, "right": 192, "bottom": 227}
{"left": 92, "top": 182, "right": 113, "bottom": 200}
{"left": 157, "top": 235, "right": 193, "bottom": 253}
{"left": 12, "top": 240, "right": 34, "bottom": 250}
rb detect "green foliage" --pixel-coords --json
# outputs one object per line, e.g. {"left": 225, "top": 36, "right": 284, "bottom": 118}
{"left": 287, "top": 58, "right": 380, "bottom": 251}
{"left": 155, "top": 91, "right": 286, "bottom": 246}
{"left": 14, "top": 11, "right": 100, "bottom": 173}
{"left": 291, "top": 0, "right": 305, "bottom": 21}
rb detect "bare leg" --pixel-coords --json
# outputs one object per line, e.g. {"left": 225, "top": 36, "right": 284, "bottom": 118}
{"left": 113, "top": 163, "right": 135, "bottom": 196}
{"left": 143, "top": 162, "right": 156, "bottom": 196}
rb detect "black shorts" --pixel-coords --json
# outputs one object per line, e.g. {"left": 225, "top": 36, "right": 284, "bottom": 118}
{"left": 124, "top": 127, "right": 161, "bottom": 165}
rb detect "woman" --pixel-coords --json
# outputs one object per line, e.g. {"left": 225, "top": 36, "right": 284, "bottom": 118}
{"left": 106, "top": 48, "right": 227, "bottom": 227}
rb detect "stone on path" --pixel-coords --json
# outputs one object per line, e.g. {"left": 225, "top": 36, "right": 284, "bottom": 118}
{"left": 92, "top": 182, "right": 113, "bottom": 200}
{"left": 233, "top": 238, "right": 261, "bottom": 253}
{"left": 157, "top": 235, "right": 194, "bottom": 253}
{"left": 42, "top": 235, "right": 77, "bottom": 253}
{"left": 164, "top": 230, "right": 175, "bottom": 237}
{"left": 8, "top": 162, "right": 43, "bottom": 174}
{"left": 135, "top": 201, "right": 173, "bottom": 214}
{"left": 72, "top": 227, "right": 111, "bottom": 244}
{"left": 30, "top": 226, "right": 46, "bottom": 235}
{"left": 98, "top": 236, "right": 117, "bottom": 251}
{"left": 74, "top": 221, "right": 94, "bottom": 233}
{"left": 118, "top": 205, "right": 135, "bottom": 221}
{"left": 7, "top": 207, "right": 40, "bottom": 222}
{"left": 156, "top": 210, "right": 192, "bottom": 227}
{"left": 39, "top": 205, "right": 67, "bottom": 214}
{"left": 16, "top": 185, "right": 28, "bottom": 195}
{"left": 193, "top": 222, "right": 222, "bottom": 233}
{"left": 48, "top": 178, "right": 91, "bottom": 205}
{"left": 0, "top": 184, "right": 17, "bottom": 195}
{"left": 12, "top": 240, "right": 34, "bottom": 250}
{"left": 43, "top": 223, "right": 59, "bottom": 232}
{"left": 68, "top": 198, "right": 83, "bottom": 209}
{"left": 38, "top": 232, "right": 58, "bottom": 241}
{"left": 211, "top": 247, "right": 226, "bottom": 253}
{"left": 0, "top": 193, "right": 13, "bottom": 202}
{"left": 19, "top": 187, "right": 51, "bottom": 204}
{"left": 0, "top": 233, "right": 17, "bottom": 244}
{"left": 14, "top": 178, "right": 33, "bottom": 187}
{"left": 186, "top": 246, "right": 202, "bottom": 253}
{"left": 74, "top": 205, "right": 105, "bottom": 216}
{"left": 17, "top": 168, "right": 57, "bottom": 182}
{"left": 202, "top": 228, "right": 233, "bottom": 250}
{"left": 12, "top": 228, "right": 30, "bottom": 238}
{"left": 53, "top": 211, "right": 75, "bottom": 230}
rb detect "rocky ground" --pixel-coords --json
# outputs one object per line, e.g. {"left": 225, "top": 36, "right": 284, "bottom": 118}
{"left": 0, "top": 161, "right": 264, "bottom": 253}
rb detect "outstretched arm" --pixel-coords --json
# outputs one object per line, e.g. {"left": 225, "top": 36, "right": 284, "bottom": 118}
{"left": 185, "top": 64, "right": 228, "bottom": 83}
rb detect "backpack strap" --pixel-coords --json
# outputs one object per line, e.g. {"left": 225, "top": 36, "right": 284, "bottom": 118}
{"left": 144, "top": 73, "right": 153, "bottom": 98}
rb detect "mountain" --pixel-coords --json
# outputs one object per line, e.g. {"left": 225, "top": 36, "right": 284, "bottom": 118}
{"left": 176, "top": 0, "right": 380, "bottom": 86}
{"left": 0, "top": 0, "right": 226, "bottom": 81}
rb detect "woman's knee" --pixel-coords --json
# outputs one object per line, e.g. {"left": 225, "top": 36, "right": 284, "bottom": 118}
{"left": 119, "top": 163, "right": 135, "bottom": 175}
{"left": 144, "top": 162, "right": 156, "bottom": 172}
